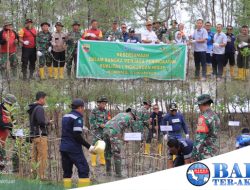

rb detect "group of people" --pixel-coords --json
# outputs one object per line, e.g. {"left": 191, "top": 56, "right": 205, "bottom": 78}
{"left": 1, "top": 92, "right": 250, "bottom": 188}
{"left": 1, "top": 18, "right": 249, "bottom": 81}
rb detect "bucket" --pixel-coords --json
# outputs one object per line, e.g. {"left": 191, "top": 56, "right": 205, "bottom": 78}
{"left": 94, "top": 140, "right": 106, "bottom": 154}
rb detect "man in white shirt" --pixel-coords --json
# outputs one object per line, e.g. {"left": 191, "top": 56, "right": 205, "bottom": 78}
{"left": 212, "top": 24, "right": 227, "bottom": 81}
{"left": 141, "top": 21, "right": 160, "bottom": 44}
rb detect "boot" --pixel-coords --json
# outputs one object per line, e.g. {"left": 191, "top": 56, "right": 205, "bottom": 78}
{"left": 144, "top": 143, "right": 150, "bottom": 155}
{"left": 39, "top": 68, "right": 45, "bottom": 79}
{"left": 206, "top": 64, "right": 212, "bottom": 76}
{"left": 243, "top": 69, "right": 247, "bottom": 80}
{"left": 63, "top": 178, "right": 72, "bottom": 189}
{"left": 48, "top": 67, "right": 53, "bottom": 78}
{"left": 91, "top": 154, "right": 97, "bottom": 167}
{"left": 29, "top": 70, "right": 34, "bottom": 79}
{"left": 246, "top": 69, "right": 249, "bottom": 77}
{"left": 54, "top": 68, "right": 58, "bottom": 79}
{"left": 223, "top": 67, "right": 227, "bottom": 78}
{"left": 67, "top": 68, "right": 71, "bottom": 78}
{"left": 106, "top": 159, "right": 112, "bottom": 176}
{"left": 230, "top": 66, "right": 234, "bottom": 78}
{"left": 157, "top": 144, "right": 162, "bottom": 156}
{"left": 235, "top": 68, "right": 244, "bottom": 80}
{"left": 99, "top": 152, "right": 106, "bottom": 165}
{"left": 78, "top": 178, "right": 91, "bottom": 187}
{"left": 11, "top": 67, "right": 17, "bottom": 78}
{"left": 114, "top": 162, "right": 123, "bottom": 178}
{"left": 59, "top": 67, "right": 64, "bottom": 79}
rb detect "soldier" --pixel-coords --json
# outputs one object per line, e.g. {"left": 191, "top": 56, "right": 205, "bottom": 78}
{"left": 66, "top": 21, "right": 82, "bottom": 78}
{"left": 168, "top": 20, "right": 178, "bottom": 42}
{"left": 103, "top": 108, "right": 137, "bottom": 177}
{"left": 89, "top": 96, "right": 109, "bottom": 167}
{"left": 145, "top": 104, "right": 163, "bottom": 155}
{"left": 104, "top": 20, "right": 123, "bottom": 42}
{"left": 153, "top": 21, "right": 166, "bottom": 42}
{"left": 19, "top": 18, "right": 37, "bottom": 80}
{"left": 0, "top": 22, "right": 19, "bottom": 78}
{"left": 36, "top": 22, "right": 52, "bottom": 79}
{"left": 0, "top": 94, "right": 17, "bottom": 171}
{"left": 51, "top": 22, "right": 67, "bottom": 79}
{"left": 192, "top": 94, "right": 220, "bottom": 161}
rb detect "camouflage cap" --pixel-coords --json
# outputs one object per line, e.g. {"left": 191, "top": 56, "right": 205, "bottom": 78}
{"left": 97, "top": 96, "right": 108, "bottom": 103}
{"left": 55, "top": 22, "right": 64, "bottom": 27}
{"left": 3, "top": 94, "right": 17, "bottom": 105}
{"left": 197, "top": 94, "right": 213, "bottom": 105}
{"left": 153, "top": 21, "right": 162, "bottom": 25}
{"left": 40, "top": 22, "right": 50, "bottom": 27}
{"left": 169, "top": 102, "right": 178, "bottom": 111}
{"left": 72, "top": 21, "right": 80, "bottom": 26}
{"left": 143, "top": 99, "right": 152, "bottom": 106}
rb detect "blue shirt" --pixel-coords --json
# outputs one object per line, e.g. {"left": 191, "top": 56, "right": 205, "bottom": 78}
{"left": 225, "top": 33, "right": 236, "bottom": 53}
{"left": 168, "top": 138, "right": 193, "bottom": 160}
{"left": 236, "top": 134, "right": 250, "bottom": 148}
{"left": 122, "top": 32, "right": 129, "bottom": 42}
{"left": 161, "top": 112, "right": 189, "bottom": 138}
{"left": 192, "top": 28, "right": 208, "bottom": 52}
{"left": 126, "top": 36, "right": 140, "bottom": 43}
{"left": 207, "top": 31, "right": 215, "bottom": 53}
{"left": 60, "top": 110, "right": 84, "bottom": 153}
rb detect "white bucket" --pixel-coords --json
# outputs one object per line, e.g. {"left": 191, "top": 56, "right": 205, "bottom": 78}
{"left": 94, "top": 140, "right": 106, "bottom": 154}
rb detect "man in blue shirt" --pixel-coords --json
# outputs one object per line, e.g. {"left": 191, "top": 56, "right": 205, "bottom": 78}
{"left": 224, "top": 25, "right": 236, "bottom": 78}
{"left": 236, "top": 128, "right": 250, "bottom": 149}
{"left": 205, "top": 22, "right": 214, "bottom": 77}
{"left": 60, "top": 99, "right": 95, "bottom": 188}
{"left": 167, "top": 138, "right": 193, "bottom": 168}
{"left": 161, "top": 103, "right": 189, "bottom": 139}
{"left": 121, "top": 23, "right": 129, "bottom": 42}
{"left": 126, "top": 28, "right": 140, "bottom": 43}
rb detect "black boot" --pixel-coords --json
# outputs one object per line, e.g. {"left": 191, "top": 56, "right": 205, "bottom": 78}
{"left": 106, "top": 159, "right": 112, "bottom": 176}
{"left": 114, "top": 161, "right": 123, "bottom": 178}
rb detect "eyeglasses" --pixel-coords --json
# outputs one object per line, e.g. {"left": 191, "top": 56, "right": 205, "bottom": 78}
{"left": 122, "top": 27, "right": 127, "bottom": 29}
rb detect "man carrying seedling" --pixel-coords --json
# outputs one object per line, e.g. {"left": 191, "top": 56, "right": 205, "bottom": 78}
{"left": 60, "top": 99, "right": 96, "bottom": 188}
{"left": 89, "top": 96, "right": 109, "bottom": 167}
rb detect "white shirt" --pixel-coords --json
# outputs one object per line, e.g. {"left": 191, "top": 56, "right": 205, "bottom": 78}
{"left": 141, "top": 30, "right": 158, "bottom": 44}
{"left": 213, "top": 32, "right": 227, "bottom": 54}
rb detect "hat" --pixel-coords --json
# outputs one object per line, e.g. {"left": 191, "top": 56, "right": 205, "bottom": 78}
{"left": 25, "top": 19, "right": 33, "bottom": 24}
{"left": 153, "top": 21, "right": 162, "bottom": 25}
{"left": 97, "top": 96, "right": 108, "bottom": 103}
{"left": 113, "top": 20, "right": 118, "bottom": 24}
{"left": 3, "top": 94, "right": 17, "bottom": 105}
{"left": 71, "top": 98, "right": 84, "bottom": 107}
{"left": 40, "top": 22, "right": 50, "bottom": 27}
{"left": 145, "top": 21, "right": 152, "bottom": 26}
{"left": 129, "top": 28, "right": 135, "bottom": 33}
{"left": 72, "top": 21, "right": 80, "bottom": 26}
{"left": 3, "top": 22, "right": 12, "bottom": 27}
{"left": 55, "top": 22, "right": 64, "bottom": 27}
{"left": 143, "top": 99, "right": 152, "bottom": 106}
{"left": 169, "top": 103, "right": 178, "bottom": 111}
{"left": 196, "top": 94, "right": 213, "bottom": 105}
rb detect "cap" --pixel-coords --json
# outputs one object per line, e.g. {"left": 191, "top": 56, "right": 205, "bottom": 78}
{"left": 126, "top": 108, "right": 137, "bottom": 117}
{"left": 55, "top": 22, "right": 64, "bottom": 27}
{"left": 3, "top": 22, "right": 12, "bottom": 27}
{"left": 72, "top": 21, "right": 80, "bottom": 26}
{"left": 97, "top": 96, "right": 108, "bottom": 103}
{"left": 25, "top": 19, "right": 33, "bottom": 24}
{"left": 3, "top": 94, "right": 17, "bottom": 105}
{"left": 153, "top": 21, "right": 162, "bottom": 25}
{"left": 146, "top": 21, "right": 152, "bottom": 26}
{"left": 71, "top": 98, "right": 84, "bottom": 107}
{"left": 169, "top": 103, "right": 178, "bottom": 111}
{"left": 143, "top": 99, "right": 152, "bottom": 106}
{"left": 196, "top": 94, "right": 213, "bottom": 105}
{"left": 40, "top": 22, "right": 50, "bottom": 27}
{"left": 129, "top": 28, "right": 135, "bottom": 33}
{"left": 113, "top": 20, "right": 118, "bottom": 24}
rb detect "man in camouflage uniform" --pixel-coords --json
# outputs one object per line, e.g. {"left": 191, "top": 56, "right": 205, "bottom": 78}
{"left": 192, "top": 94, "right": 220, "bottom": 161}
{"left": 104, "top": 20, "right": 123, "bottom": 42}
{"left": 103, "top": 108, "right": 137, "bottom": 177}
{"left": 89, "top": 96, "right": 109, "bottom": 167}
{"left": 166, "top": 20, "right": 178, "bottom": 43}
{"left": 66, "top": 21, "right": 82, "bottom": 78}
{"left": 36, "top": 22, "right": 52, "bottom": 79}
{"left": 153, "top": 21, "right": 166, "bottom": 42}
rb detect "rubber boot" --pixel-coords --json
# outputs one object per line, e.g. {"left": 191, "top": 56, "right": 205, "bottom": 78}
{"left": 206, "top": 64, "right": 212, "bottom": 76}
{"left": 48, "top": 67, "right": 53, "bottom": 78}
{"left": 54, "top": 68, "right": 58, "bottom": 79}
{"left": 63, "top": 178, "right": 72, "bottom": 189}
{"left": 223, "top": 67, "right": 227, "bottom": 78}
{"left": 78, "top": 178, "right": 91, "bottom": 187}
{"left": 39, "top": 68, "right": 45, "bottom": 79}
{"left": 157, "top": 144, "right": 162, "bottom": 156}
{"left": 246, "top": 69, "right": 249, "bottom": 77}
{"left": 144, "top": 143, "right": 150, "bottom": 155}
{"left": 235, "top": 68, "right": 243, "bottom": 80}
{"left": 59, "top": 67, "right": 64, "bottom": 79}
{"left": 91, "top": 154, "right": 97, "bottom": 167}
{"left": 114, "top": 162, "right": 123, "bottom": 178}
{"left": 106, "top": 159, "right": 112, "bottom": 176}
{"left": 99, "top": 152, "right": 106, "bottom": 165}
{"left": 29, "top": 70, "right": 34, "bottom": 79}
{"left": 230, "top": 66, "right": 234, "bottom": 78}
{"left": 243, "top": 69, "right": 247, "bottom": 80}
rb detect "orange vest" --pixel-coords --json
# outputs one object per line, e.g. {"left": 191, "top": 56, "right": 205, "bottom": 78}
{"left": 196, "top": 115, "right": 209, "bottom": 133}
{"left": 22, "top": 28, "right": 37, "bottom": 48}
{"left": 0, "top": 30, "right": 17, "bottom": 53}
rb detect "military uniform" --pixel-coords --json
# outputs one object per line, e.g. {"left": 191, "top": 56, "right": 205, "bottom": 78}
{"left": 192, "top": 95, "right": 220, "bottom": 161}
{"left": 103, "top": 112, "right": 135, "bottom": 177}
{"left": 104, "top": 29, "right": 123, "bottom": 42}
{"left": 36, "top": 22, "right": 52, "bottom": 79}
{"left": 66, "top": 22, "right": 82, "bottom": 78}
{"left": 89, "top": 106, "right": 109, "bottom": 166}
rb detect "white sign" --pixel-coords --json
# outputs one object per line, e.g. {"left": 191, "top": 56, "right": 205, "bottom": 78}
{"left": 160, "top": 125, "right": 173, "bottom": 132}
{"left": 124, "top": 133, "right": 142, "bottom": 141}
{"left": 14, "top": 129, "right": 24, "bottom": 137}
{"left": 228, "top": 121, "right": 240, "bottom": 127}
